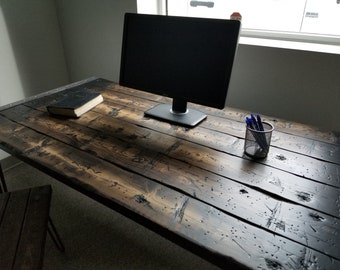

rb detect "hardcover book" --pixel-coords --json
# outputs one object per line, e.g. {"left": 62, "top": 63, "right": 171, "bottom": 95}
{"left": 47, "top": 91, "right": 103, "bottom": 118}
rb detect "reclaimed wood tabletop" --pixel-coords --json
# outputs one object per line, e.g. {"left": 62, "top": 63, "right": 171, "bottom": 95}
{"left": 0, "top": 78, "right": 339, "bottom": 269}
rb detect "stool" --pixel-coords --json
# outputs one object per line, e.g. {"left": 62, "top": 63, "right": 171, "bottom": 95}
{"left": 0, "top": 185, "right": 51, "bottom": 270}
{"left": 0, "top": 162, "right": 64, "bottom": 253}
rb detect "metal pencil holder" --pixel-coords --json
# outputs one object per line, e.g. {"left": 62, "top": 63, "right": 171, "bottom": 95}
{"left": 244, "top": 121, "right": 274, "bottom": 159}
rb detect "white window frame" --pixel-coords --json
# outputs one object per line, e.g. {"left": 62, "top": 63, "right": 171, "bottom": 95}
{"left": 137, "top": 0, "right": 340, "bottom": 54}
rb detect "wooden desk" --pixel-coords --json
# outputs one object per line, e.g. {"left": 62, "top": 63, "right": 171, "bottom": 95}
{"left": 0, "top": 78, "right": 339, "bottom": 269}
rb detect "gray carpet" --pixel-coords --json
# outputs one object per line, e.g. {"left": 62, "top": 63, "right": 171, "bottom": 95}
{"left": 2, "top": 157, "right": 220, "bottom": 270}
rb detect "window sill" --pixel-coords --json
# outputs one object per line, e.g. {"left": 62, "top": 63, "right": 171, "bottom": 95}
{"left": 239, "top": 36, "right": 340, "bottom": 55}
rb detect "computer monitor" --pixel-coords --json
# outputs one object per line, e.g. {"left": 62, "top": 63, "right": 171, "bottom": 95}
{"left": 119, "top": 13, "right": 240, "bottom": 127}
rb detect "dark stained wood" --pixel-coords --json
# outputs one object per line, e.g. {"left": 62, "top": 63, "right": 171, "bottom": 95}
{"left": 108, "top": 83, "right": 340, "bottom": 145}
{"left": 107, "top": 86, "right": 340, "bottom": 161}
{"left": 26, "top": 91, "right": 340, "bottom": 188}
{"left": 0, "top": 185, "right": 51, "bottom": 270}
{"left": 2, "top": 104, "right": 339, "bottom": 258}
{"left": 0, "top": 78, "right": 339, "bottom": 269}
{"left": 103, "top": 84, "right": 340, "bottom": 163}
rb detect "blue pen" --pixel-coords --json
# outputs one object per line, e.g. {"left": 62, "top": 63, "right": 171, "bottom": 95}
{"left": 256, "top": 114, "right": 264, "bottom": 131}
{"left": 254, "top": 114, "right": 266, "bottom": 147}
{"left": 251, "top": 114, "right": 259, "bottom": 130}
{"left": 245, "top": 116, "right": 268, "bottom": 151}
{"left": 246, "top": 117, "right": 254, "bottom": 129}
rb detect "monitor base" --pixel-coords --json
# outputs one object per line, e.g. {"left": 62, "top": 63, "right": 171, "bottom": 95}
{"left": 145, "top": 104, "right": 207, "bottom": 127}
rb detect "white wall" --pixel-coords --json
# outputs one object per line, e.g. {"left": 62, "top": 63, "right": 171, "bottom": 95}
{"left": 0, "top": 0, "right": 70, "bottom": 160}
{"left": 0, "top": 0, "right": 137, "bottom": 161}
{"left": 55, "top": 0, "right": 137, "bottom": 82}
{"left": 0, "top": 0, "right": 69, "bottom": 98}
{"left": 227, "top": 44, "right": 340, "bottom": 131}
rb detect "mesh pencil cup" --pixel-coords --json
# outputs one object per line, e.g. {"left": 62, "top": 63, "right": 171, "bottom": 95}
{"left": 244, "top": 122, "right": 274, "bottom": 159}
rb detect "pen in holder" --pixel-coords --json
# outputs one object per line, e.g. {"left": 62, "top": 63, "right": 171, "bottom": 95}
{"left": 244, "top": 115, "right": 274, "bottom": 159}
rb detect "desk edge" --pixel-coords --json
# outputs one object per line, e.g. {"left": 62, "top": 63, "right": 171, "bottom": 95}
{"left": 0, "top": 77, "right": 98, "bottom": 112}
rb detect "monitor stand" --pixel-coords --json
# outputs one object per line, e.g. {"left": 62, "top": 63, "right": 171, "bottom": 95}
{"left": 144, "top": 98, "right": 207, "bottom": 127}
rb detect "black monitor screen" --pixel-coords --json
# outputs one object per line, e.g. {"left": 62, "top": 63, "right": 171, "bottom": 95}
{"left": 120, "top": 13, "right": 240, "bottom": 127}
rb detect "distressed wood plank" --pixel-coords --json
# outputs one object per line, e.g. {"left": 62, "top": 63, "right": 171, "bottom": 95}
{"left": 2, "top": 106, "right": 339, "bottom": 217}
{"left": 104, "top": 84, "right": 340, "bottom": 163}
{"left": 1, "top": 78, "right": 339, "bottom": 269}
{"left": 0, "top": 124, "right": 338, "bottom": 269}
{"left": 95, "top": 102, "right": 340, "bottom": 188}
{"left": 92, "top": 100, "right": 340, "bottom": 190}
{"left": 1, "top": 106, "right": 339, "bottom": 259}
{"left": 108, "top": 82, "right": 340, "bottom": 144}
{"left": 23, "top": 81, "right": 340, "bottom": 165}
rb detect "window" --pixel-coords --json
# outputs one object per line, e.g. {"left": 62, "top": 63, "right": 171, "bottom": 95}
{"left": 137, "top": 0, "right": 340, "bottom": 52}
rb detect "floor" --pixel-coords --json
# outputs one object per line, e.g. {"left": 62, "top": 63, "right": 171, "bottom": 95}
{"left": 2, "top": 156, "right": 220, "bottom": 270}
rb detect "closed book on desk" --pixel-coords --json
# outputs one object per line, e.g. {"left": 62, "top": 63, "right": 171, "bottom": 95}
{"left": 47, "top": 92, "right": 103, "bottom": 118}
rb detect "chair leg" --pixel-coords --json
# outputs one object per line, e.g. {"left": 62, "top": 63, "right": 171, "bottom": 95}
{"left": 47, "top": 216, "right": 65, "bottom": 252}
{"left": 0, "top": 163, "right": 8, "bottom": 193}
{"left": 0, "top": 161, "right": 65, "bottom": 252}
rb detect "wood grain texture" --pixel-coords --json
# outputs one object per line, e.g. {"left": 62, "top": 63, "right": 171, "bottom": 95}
{"left": 0, "top": 78, "right": 339, "bottom": 269}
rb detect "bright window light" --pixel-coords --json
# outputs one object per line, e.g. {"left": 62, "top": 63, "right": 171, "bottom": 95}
{"left": 137, "top": 0, "right": 340, "bottom": 51}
